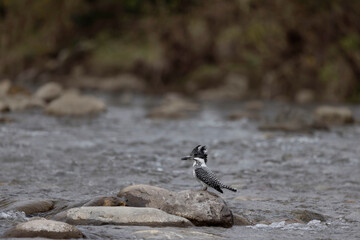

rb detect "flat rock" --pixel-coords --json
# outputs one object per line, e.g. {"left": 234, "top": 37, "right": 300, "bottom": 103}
{"left": 35, "top": 82, "right": 63, "bottom": 102}
{"left": 3, "top": 219, "right": 84, "bottom": 239}
{"left": 45, "top": 92, "right": 106, "bottom": 116}
{"left": 53, "top": 206, "right": 192, "bottom": 227}
{"left": 118, "top": 184, "right": 234, "bottom": 227}
{"left": 314, "top": 106, "right": 354, "bottom": 126}
{"left": 5, "top": 199, "right": 54, "bottom": 215}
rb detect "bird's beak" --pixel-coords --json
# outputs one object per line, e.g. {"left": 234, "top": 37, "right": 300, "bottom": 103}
{"left": 181, "top": 156, "right": 192, "bottom": 160}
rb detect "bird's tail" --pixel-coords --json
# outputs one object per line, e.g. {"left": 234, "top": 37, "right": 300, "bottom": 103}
{"left": 222, "top": 184, "right": 237, "bottom": 192}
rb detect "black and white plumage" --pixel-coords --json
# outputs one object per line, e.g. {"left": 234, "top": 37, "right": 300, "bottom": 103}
{"left": 181, "top": 145, "right": 237, "bottom": 194}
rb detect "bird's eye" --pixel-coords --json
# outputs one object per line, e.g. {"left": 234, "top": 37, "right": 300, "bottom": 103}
{"left": 201, "top": 146, "right": 207, "bottom": 153}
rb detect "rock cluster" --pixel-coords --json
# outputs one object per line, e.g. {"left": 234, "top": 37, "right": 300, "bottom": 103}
{"left": 118, "top": 184, "right": 234, "bottom": 227}
{"left": 1, "top": 185, "right": 332, "bottom": 239}
{"left": 0, "top": 80, "right": 106, "bottom": 116}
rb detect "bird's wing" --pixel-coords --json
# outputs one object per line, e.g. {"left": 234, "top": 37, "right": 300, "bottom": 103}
{"left": 194, "top": 167, "right": 222, "bottom": 188}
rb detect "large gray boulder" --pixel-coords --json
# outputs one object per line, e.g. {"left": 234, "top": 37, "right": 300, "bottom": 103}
{"left": 3, "top": 219, "right": 84, "bottom": 239}
{"left": 53, "top": 206, "right": 192, "bottom": 227}
{"left": 118, "top": 184, "right": 234, "bottom": 227}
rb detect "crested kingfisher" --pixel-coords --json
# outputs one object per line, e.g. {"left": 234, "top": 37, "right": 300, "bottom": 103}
{"left": 181, "top": 145, "right": 237, "bottom": 193}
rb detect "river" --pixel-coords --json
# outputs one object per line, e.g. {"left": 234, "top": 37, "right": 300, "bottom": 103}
{"left": 1, "top": 95, "right": 359, "bottom": 239}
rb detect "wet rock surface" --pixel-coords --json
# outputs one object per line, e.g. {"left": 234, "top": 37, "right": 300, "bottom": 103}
{"left": 3, "top": 219, "right": 84, "bottom": 239}
{"left": 53, "top": 206, "right": 192, "bottom": 227}
{"left": 118, "top": 184, "right": 234, "bottom": 227}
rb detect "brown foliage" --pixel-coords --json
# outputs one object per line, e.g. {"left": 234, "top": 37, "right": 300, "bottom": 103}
{"left": 0, "top": 0, "right": 359, "bottom": 101}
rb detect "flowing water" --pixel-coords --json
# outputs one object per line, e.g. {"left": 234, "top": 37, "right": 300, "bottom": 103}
{"left": 0, "top": 95, "right": 359, "bottom": 239}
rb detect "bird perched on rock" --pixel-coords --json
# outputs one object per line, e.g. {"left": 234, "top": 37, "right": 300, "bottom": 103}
{"left": 181, "top": 145, "right": 237, "bottom": 193}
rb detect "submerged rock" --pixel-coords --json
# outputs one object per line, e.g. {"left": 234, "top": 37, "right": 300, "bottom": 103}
{"left": 35, "top": 82, "right": 63, "bottom": 102}
{"left": 3, "top": 219, "right": 84, "bottom": 239}
{"left": 5, "top": 199, "right": 54, "bottom": 215}
{"left": 147, "top": 94, "right": 199, "bottom": 119}
{"left": 291, "top": 210, "right": 326, "bottom": 223}
{"left": 233, "top": 214, "right": 252, "bottom": 226}
{"left": 53, "top": 206, "right": 192, "bottom": 227}
{"left": 314, "top": 106, "right": 354, "bottom": 126}
{"left": 45, "top": 91, "right": 106, "bottom": 116}
{"left": 345, "top": 211, "right": 360, "bottom": 222}
{"left": 118, "top": 184, "right": 234, "bottom": 227}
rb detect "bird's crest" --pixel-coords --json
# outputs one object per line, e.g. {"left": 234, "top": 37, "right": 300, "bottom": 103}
{"left": 191, "top": 145, "right": 208, "bottom": 163}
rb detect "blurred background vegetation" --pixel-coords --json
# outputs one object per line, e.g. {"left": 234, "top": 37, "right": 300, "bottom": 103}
{"left": 0, "top": 0, "right": 359, "bottom": 102}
